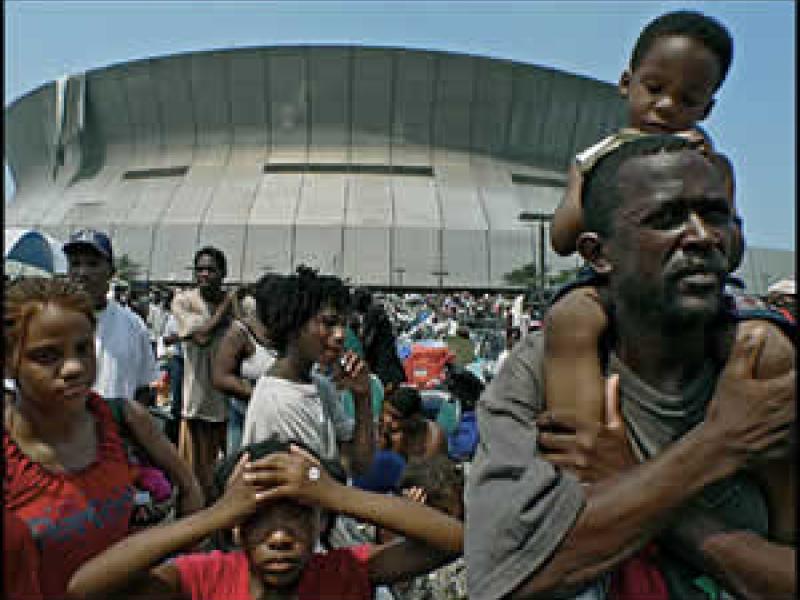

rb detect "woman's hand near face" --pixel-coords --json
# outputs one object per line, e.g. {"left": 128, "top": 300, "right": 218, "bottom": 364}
{"left": 332, "top": 351, "right": 371, "bottom": 397}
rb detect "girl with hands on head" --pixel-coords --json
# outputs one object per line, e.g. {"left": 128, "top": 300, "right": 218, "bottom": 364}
{"left": 67, "top": 438, "right": 463, "bottom": 600}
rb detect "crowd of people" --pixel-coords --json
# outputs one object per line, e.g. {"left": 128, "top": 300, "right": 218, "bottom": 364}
{"left": 4, "top": 10, "right": 796, "bottom": 600}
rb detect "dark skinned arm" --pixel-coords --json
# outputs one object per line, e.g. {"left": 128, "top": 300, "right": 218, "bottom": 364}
{"left": 550, "top": 162, "right": 583, "bottom": 256}
{"left": 662, "top": 504, "right": 795, "bottom": 600}
{"left": 210, "top": 322, "right": 254, "bottom": 402}
{"left": 122, "top": 399, "right": 205, "bottom": 516}
{"left": 536, "top": 329, "right": 796, "bottom": 599}
{"left": 334, "top": 352, "right": 375, "bottom": 477}
{"left": 172, "top": 291, "right": 235, "bottom": 347}
{"left": 67, "top": 455, "right": 263, "bottom": 600}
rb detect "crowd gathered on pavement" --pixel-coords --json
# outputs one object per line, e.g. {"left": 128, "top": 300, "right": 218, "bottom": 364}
{"left": 4, "top": 10, "right": 796, "bottom": 600}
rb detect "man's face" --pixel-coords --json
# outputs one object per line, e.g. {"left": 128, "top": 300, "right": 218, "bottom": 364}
{"left": 193, "top": 253, "right": 224, "bottom": 294}
{"left": 605, "top": 149, "right": 734, "bottom": 325}
{"left": 242, "top": 501, "right": 318, "bottom": 591}
{"left": 66, "top": 247, "right": 113, "bottom": 308}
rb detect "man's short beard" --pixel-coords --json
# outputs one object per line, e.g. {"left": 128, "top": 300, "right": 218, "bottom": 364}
{"left": 613, "top": 278, "right": 723, "bottom": 330}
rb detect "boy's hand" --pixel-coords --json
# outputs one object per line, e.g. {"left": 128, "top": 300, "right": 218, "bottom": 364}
{"left": 537, "top": 375, "right": 637, "bottom": 483}
{"left": 243, "top": 446, "right": 339, "bottom": 508}
{"left": 332, "top": 351, "right": 371, "bottom": 397}
{"left": 675, "top": 128, "right": 714, "bottom": 156}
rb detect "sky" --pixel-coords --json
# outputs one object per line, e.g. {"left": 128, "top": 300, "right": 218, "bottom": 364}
{"left": 4, "top": 0, "right": 796, "bottom": 251}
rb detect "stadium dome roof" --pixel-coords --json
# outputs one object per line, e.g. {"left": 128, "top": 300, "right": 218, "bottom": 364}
{"left": 5, "top": 45, "right": 626, "bottom": 287}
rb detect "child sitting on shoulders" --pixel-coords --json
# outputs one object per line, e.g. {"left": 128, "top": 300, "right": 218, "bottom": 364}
{"left": 542, "top": 10, "right": 795, "bottom": 599}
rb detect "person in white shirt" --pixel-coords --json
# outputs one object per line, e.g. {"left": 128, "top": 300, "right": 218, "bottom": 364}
{"left": 242, "top": 267, "right": 375, "bottom": 477}
{"left": 64, "top": 229, "right": 203, "bottom": 515}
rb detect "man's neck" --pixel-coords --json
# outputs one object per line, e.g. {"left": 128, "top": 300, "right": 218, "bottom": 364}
{"left": 614, "top": 312, "right": 714, "bottom": 395}
{"left": 199, "top": 286, "right": 223, "bottom": 304}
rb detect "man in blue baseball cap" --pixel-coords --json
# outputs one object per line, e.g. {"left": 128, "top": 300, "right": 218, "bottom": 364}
{"left": 63, "top": 228, "right": 205, "bottom": 516}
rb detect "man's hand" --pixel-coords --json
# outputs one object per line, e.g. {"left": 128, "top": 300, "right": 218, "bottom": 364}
{"left": 537, "top": 375, "right": 638, "bottom": 483}
{"left": 704, "top": 326, "right": 796, "bottom": 466}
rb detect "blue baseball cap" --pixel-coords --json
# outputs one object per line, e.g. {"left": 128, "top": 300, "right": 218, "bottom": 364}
{"left": 63, "top": 229, "right": 114, "bottom": 263}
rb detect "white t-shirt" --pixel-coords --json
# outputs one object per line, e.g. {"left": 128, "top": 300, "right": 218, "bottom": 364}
{"left": 93, "top": 299, "right": 160, "bottom": 401}
{"left": 242, "top": 373, "right": 354, "bottom": 463}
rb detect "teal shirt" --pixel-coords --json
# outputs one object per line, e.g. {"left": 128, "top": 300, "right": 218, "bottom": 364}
{"left": 340, "top": 373, "right": 384, "bottom": 421}
{"left": 344, "top": 327, "right": 364, "bottom": 358}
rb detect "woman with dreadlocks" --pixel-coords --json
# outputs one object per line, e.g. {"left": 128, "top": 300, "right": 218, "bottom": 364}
{"left": 241, "top": 266, "right": 375, "bottom": 479}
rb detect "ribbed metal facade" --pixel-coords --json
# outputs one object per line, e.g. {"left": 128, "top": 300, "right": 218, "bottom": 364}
{"left": 6, "top": 45, "right": 630, "bottom": 287}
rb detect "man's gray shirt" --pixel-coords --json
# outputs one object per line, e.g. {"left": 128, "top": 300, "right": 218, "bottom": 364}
{"left": 465, "top": 331, "right": 768, "bottom": 599}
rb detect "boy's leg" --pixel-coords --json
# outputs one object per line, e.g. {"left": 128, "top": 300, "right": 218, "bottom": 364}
{"left": 544, "top": 285, "right": 608, "bottom": 423}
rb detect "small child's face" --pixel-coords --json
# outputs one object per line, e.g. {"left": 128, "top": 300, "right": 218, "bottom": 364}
{"left": 242, "top": 501, "right": 319, "bottom": 591}
{"left": 620, "top": 34, "right": 720, "bottom": 134}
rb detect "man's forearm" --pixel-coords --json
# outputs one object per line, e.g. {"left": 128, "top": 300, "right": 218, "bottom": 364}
{"left": 513, "top": 424, "right": 741, "bottom": 598}
{"left": 663, "top": 505, "right": 795, "bottom": 600}
{"left": 190, "top": 295, "right": 232, "bottom": 345}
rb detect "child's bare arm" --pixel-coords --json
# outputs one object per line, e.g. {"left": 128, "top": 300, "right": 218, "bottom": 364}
{"left": 551, "top": 162, "right": 584, "bottom": 256}
{"left": 709, "top": 151, "right": 743, "bottom": 271}
{"left": 68, "top": 455, "right": 259, "bottom": 600}
{"left": 543, "top": 286, "right": 608, "bottom": 423}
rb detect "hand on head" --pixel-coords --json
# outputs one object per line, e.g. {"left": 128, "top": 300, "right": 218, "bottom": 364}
{"left": 240, "top": 445, "right": 338, "bottom": 508}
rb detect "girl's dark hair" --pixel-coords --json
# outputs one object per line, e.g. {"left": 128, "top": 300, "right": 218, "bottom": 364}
{"left": 255, "top": 266, "right": 350, "bottom": 355}
{"left": 400, "top": 456, "right": 464, "bottom": 514}
{"left": 386, "top": 385, "right": 422, "bottom": 419}
{"left": 631, "top": 10, "right": 733, "bottom": 91}
{"left": 212, "top": 437, "right": 347, "bottom": 503}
